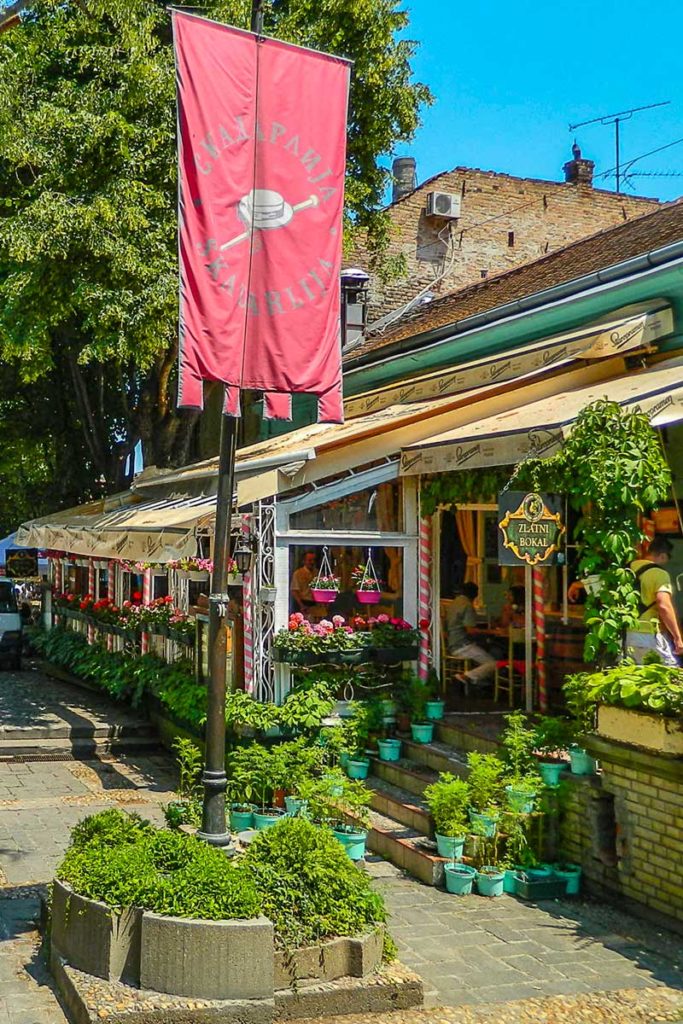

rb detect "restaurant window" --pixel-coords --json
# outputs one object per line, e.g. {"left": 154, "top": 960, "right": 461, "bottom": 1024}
{"left": 288, "top": 544, "right": 404, "bottom": 621}
{"left": 152, "top": 574, "right": 169, "bottom": 600}
{"left": 97, "top": 569, "right": 109, "bottom": 600}
{"left": 289, "top": 481, "right": 403, "bottom": 533}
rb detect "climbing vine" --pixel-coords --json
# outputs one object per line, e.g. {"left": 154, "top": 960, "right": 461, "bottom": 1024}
{"left": 420, "top": 468, "right": 512, "bottom": 517}
{"left": 513, "top": 400, "right": 671, "bottom": 664}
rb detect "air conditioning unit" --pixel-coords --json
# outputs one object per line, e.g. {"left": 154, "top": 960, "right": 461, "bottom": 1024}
{"left": 426, "top": 191, "right": 461, "bottom": 219}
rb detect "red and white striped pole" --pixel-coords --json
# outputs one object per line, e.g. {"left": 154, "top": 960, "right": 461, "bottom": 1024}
{"left": 533, "top": 566, "right": 547, "bottom": 712}
{"left": 53, "top": 558, "right": 63, "bottom": 626}
{"left": 241, "top": 516, "right": 254, "bottom": 694}
{"left": 107, "top": 560, "right": 115, "bottom": 651}
{"left": 141, "top": 567, "right": 151, "bottom": 654}
{"left": 87, "top": 558, "right": 95, "bottom": 644}
{"left": 418, "top": 516, "right": 432, "bottom": 682}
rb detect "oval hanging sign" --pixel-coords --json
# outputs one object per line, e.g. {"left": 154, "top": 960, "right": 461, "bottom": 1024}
{"left": 497, "top": 492, "right": 565, "bottom": 567}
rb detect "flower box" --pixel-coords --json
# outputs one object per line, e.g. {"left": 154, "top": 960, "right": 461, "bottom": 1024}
{"left": 272, "top": 649, "right": 335, "bottom": 666}
{"left": 372, "top": 646, "right": 419, "bottom": 664}
{"left": 596, "top": 705, "right": 683, "bottom": 756}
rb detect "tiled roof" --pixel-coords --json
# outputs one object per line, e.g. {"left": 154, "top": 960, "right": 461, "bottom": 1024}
{"left": 347, "top": 199, "right": 683, "bottom": 362}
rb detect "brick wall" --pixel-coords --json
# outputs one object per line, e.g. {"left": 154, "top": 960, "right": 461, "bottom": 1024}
{"left": 353, "top": 168, "right": 660, "bottom": 321}
{"left": 560, "top": 736, "right": 683, "bottom": 930}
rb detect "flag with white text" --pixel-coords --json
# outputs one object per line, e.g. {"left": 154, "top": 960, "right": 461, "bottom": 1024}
{"left": 173, "top": 11, "right": 350, "bottom": 422}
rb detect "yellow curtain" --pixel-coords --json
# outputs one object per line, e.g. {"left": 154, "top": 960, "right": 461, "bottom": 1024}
{"left": 456, "top": 509, "right": 480, "bottom": 585}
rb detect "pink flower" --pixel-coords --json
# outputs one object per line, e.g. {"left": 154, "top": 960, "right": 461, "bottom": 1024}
{"left": 377, "top": 614, "right": 390, "bottom": 624}
{"left": 343, "top": 626, "right": 353, "bottom": 634}
{"left": 367, "top": 616, "right": 378, "bottom": 626}
{"left": 332, "top": 615, "right": 345, "bottom": 627}
{"left": 291, "top": 612, "right": 304, "bottom": 625}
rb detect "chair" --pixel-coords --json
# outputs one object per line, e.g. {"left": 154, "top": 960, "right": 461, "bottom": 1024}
{"left": 439, "top": 607, "right": 472, "bottom": 696}
{"left": 494, "top": 626, "right": 526, "bottom": 706}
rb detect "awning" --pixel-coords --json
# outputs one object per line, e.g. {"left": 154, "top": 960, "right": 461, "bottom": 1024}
{"left": 16, "top": 494, "right": 221, "bottom": 562}
{"left": 344, "top": 304, "right": 673, "bottom": 419}
{"left": 400, "top": 356, "right": 683, "bottom": 476}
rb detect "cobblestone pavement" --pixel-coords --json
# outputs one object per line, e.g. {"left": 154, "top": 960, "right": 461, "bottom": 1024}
{"left": 0, "top": 670, "right": 682, "bottom": 1024}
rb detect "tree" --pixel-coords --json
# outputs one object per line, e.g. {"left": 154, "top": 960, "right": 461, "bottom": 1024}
{"left": 0, "top": 0, "right": 431, "bottom": 513}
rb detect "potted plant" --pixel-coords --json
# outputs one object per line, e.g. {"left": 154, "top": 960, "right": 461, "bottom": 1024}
{"left": 329, "top": 778, "right": 372, "bottom": 861}
{"left": 404, "top": 675, "right": 434, "bottom": 743}
{"left": 443, "top": 862, "right": 477, "bottom": 895}
{"left": 424, "top": 668, "right": 445, "bottom": 721}
{"left": 533, "top": 716, "right": 572, "bottom": 787}
{"left": 563, "top": 672, "right": 598, "bottom": 775}
{"left": 424, "top": 773, "right": 469, "bottom": 860}
{"left": 353, "top": 699, "right": 384, "bottom": 754}
{"left": 501, "top": 711, "right": 541, "bottom": 814}
{"left": 351, "top": 561, "right": 382, "bottom": 605}
{"left": 227, "top": 744, "right": 285, "bottom": 831}
{"left": 476, "top": 863, "right": 506, "bottom": 898}
{"left": 310, "top": 574, "right": 341, "bottom": 604}
{"left": 377, "top": 737, "right": 402, "bottom": 762}
{"left": 552, "top": 861, "right": 582, "bottom": 895}
{"left": 466, "top": 752, "right": 503, "bottom": 837}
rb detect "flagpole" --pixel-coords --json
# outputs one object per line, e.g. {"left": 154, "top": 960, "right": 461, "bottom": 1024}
{"left": 198, "top": 0, "right": 264, "bottom": 847}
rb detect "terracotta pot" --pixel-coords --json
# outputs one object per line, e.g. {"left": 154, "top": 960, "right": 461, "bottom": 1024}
{"left": 273, "top": 788, "right": 287, "bottom": 808}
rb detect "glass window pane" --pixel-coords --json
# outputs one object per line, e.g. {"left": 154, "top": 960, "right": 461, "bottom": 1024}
{"left": 289, "top": 481, "right": 402, "bottom": 532}
{"left": 288, "top": 544, "right": 404, "bottom": 621}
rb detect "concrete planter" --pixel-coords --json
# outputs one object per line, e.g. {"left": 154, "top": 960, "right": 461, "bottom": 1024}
{"left": 273, "top": 928, "right": 384, "bottom": 989}
{"left": 140, "top": 913, "right": 274, "bottom": 1000}
{"left": 597, "top": 705, "right": 683, "bottom": 755}
{"left": 51, "top": 880, "right": 142, "bottom": 984}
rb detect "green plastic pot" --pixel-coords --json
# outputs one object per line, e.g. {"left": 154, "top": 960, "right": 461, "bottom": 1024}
{"left": 410, "top": 721, "right": 434, "bottom": 744}
{"left": 435, "top": 833, "right": 465, "bottom": 860}
{"left": 322, "top": 774, "right": 344, "bottom": 797}
{"left": 444, "top": 863, "right": 476, "bottom": 895}
{"left": 346, "top": 758, "right": 370, "bottom": 780}
{"left": 333, "top": 825, "right": 367, "bottom": 861}
{"left": 425, "top": 700, "right": 445, "bottom": 721}
{"left": 505, "top": 784, "right": 536, "bottom": 815}
{"left": 514, "top": 872, "right": 567, "bottom": 901}
{"left": 468, "top": 809, "right": 499, "bottom": 837}
{"left": 476, "top": 867, "right": 505, "bottom": 898}
{"left": 229, "top": 804, "right": 256, "bottom": 831}
{"left": 339, "top": 751, "right": 350, "bottom": 770}
{"left": 284, "top": 796, "right": 308, "bottom": 816}
{"left": 253, "top": 809, "right": 285, "bottom": 830}
{"left": 538, "top": 762, "right": 564, "bottom": 787}
{"left": 554, "top": 862, "right": 582, "bottom": 895}
{"left": 503, "top": 868, "right": 518, "bottom": 895}
{"left": 569, "top": 746, "right": 597, "bottom": 776}
{"left": 378, "top": 738, "right": 402, "bottom": 762}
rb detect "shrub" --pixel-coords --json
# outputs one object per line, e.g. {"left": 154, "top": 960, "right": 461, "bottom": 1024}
{"left": 565, "top": 661, "right": 683, "bottom": 718}
{"left": 243, "top": 817, "right": 386, "bottom": 949}
{"left": 424, "top": 773, "right": 469, "bottom": 837}
{"left": 58, "top": 814, "right": 259, "bottom": 921}
{"left": 466, "top": 752, "right": 504, "bottom": 815}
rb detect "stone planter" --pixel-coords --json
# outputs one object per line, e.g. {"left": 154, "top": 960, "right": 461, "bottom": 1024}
{"left": 597, "top": 705, "right": 683, "bottom": 756}
{"left": 140, "top": 913, "right": 274, "bottom": 1000}
{"left": 51, "top": 880, "right": 142, "bottom": 984}
{"left": 273, "top": 928, "right": 384, "bottom": 989}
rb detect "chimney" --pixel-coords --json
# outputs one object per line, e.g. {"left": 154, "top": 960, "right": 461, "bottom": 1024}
{"left": 563, "top": 142, "right": 594, "bottom": 186}
{"left": 392, "top": 156, "right": 417, "bottom": 202}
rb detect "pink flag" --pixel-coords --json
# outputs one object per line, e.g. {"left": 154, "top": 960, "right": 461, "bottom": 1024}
{"left": 172, "top": 11, "right": 350, "bottom": 423}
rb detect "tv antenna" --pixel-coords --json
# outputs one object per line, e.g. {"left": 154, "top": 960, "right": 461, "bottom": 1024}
{"left": 569, "top": 101, "right": 670, "bottom": 193}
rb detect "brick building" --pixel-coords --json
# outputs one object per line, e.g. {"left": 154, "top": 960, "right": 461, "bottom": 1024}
{"left": 354, "top": 149, "right": 661, "bottom": 323}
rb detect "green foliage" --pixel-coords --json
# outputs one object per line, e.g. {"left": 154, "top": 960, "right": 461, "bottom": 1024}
{"left": 242, "top": 817, "right": 386, "bottom": 949}
{"left": 514, "top": 400, "right": 671, "bottom": 663}
{"left": 69, "top": 809, "right": 153, "bottom": 850}
{"left": 33, "top": 626, "right": 205, "bottom": 725}
{"left": 420, "top": 468, "right": 512, "bottom": 518}
{"left": 172, "top": 738, "right": 203, "bottom": 801}
{"left": 279, "top": 683, "right": 335, "bottom": 732}
{"left": 423, "top": 773, "right": 469, "bottom": 837}
{"left": 465, "top": 753, "right": 504, "bottom": 815}
{"left": 398, "top": 673, "right": 429, "bottom": 721}
{"left": 59, "top": 814, "right": 260, "bottom": 920}
{"left": 532, "top": 715, "right": 575, "bottom": 757}
{"left": 0, "top": 0, "right": 430, "bottom": 491}
{"left": 224, "top": 690, "right": 279, "bottom": 733}
{"left": 500, "top": 711, "right": 539, "bottom": 784}
{"left": 565, "top": 661, "right": 683, "bottom": 718}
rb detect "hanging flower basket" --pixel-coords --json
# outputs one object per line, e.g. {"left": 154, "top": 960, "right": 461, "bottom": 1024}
{"left": 352, "top": 550, "right": 382, "bottom": 604}
{"left": 310, "top": 548, "right": 340, "bottom": 604}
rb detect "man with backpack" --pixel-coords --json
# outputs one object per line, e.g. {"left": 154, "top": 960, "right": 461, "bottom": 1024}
{"left": 627, "top": 536, "right": 683, "bottom": 666}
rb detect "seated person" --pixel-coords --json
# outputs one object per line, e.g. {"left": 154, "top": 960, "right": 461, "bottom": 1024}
{"left": 446, "top": 582, "right": 496, "bottom": 687}
{"left": 499, "top": 585, "right": 525, "bottom": 629}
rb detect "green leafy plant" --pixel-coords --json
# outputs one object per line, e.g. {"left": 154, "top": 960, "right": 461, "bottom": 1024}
{"left": 224, "top": 690, "right": 279, "bottom": 733}
{"left": 532, "top": 716, "right": 574, "bottom": 759}
{"left": 565, "top": 661, "right": 683, "bottom": 718}
{"left": 242, "top": 817, "right": 386, "bottom": 950}
{"left": 500, "top": 711, "right": 540, "bottom": 794}
{"left": 401, "top": 674, "right": 430, "bottom": 722}
{"left": 514, "top": 400, "right": 671, "bottom": 663}
{"left": 279, "top": 682, "right": 336, "bottom": 732}
{"left": 424, "top": 773, "right": 469, "bottom": 837}
{"left": 466, "top": 753, "right": 504, "bottom": 815}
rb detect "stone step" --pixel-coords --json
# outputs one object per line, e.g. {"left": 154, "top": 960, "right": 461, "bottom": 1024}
{"left": 398, "top": 737, "right": 469, "bottom": 777}
{"left": 369, "top": 755, "right": 437, "bottom": 798}
{"left": 436, "top": 715, "right": 502, "bottom": 755}
{"left": 367, "top": 777, "right": 433, "bottom": 837}
{"left": 0, "top": 734, "right": 160, "bottom": 760}
{"left": 366, "top": 808, "right": 447, "bottom": 887}
{"left": 0, "top": 721, "right": 155, "bottom": 741}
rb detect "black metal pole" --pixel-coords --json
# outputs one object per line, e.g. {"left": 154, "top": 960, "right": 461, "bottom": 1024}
{"left": 615, "top": 118, "right": 620, "bottom": 194}
{"left": 198, "top": 399, "right": 237, "bottom": 846}
{"left": 198, "top": 0, "right": 262, "bottom": 846}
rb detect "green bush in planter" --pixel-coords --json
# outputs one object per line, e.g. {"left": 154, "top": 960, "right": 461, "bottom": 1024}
{"left": 466, "top": 752, "right": 504, "bottom": 816}
{"left": 243, "top": 817, "right": 386, "bottom": 949}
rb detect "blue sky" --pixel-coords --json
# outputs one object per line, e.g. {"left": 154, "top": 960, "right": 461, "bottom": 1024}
{"left": 392, "top": 0, "right": 683, "bottom": 203}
